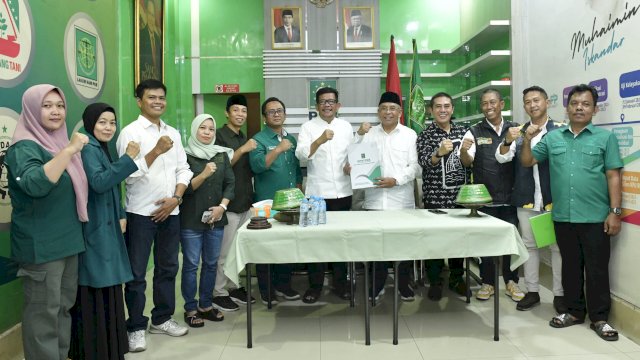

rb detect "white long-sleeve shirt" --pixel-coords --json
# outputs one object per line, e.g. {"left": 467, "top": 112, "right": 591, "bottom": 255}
{"left": 116, "top": 115, "right": 193, "bottom": 216}
{"left": 355, "top": 123, "right": 419, "bottom": 210}
{"left": 494, "top": 119, "right": 548, "bottom": 211}
{"left": 295, "top": 117, "right": 353, "bottom": 199}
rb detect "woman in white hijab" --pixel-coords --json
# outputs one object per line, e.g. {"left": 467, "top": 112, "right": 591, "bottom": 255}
{"left": 179, "top": 114, "right": 235, "bottom": 327}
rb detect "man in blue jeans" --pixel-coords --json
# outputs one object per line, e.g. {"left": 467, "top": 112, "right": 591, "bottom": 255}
{"left": 116, "top": 79, "right": 193, "bottom": 352}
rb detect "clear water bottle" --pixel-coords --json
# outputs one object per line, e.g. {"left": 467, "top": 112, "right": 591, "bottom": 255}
{"left": 299, "top": 198, "right": 309, "bottom": 227}
{"left": 318, "top": 197, "right": 327, "bottom": 224}
{"left": 309, "top": 197, "right": 319, "bottom": 226}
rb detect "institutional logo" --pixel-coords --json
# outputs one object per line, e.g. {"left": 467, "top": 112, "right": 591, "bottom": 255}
{"left": 0, "top": 107, "right": 18, "bottom": 228}
{"left": 0, "top": 0, "right": 34, "bottom": 87}
{"left": 64, "top": 13, "right": 105, "bottom": 101}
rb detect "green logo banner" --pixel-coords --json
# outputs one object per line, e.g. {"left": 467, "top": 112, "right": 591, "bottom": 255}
{"left": 75, "top": 27, "right": 97, "bottom": 81}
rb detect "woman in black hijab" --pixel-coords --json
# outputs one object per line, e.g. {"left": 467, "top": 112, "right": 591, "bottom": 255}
{"left": 69, "top": 103, "right": 140, "bottom": 360}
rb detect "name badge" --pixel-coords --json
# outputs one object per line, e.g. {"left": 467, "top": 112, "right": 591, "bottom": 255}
{"left": 477, "top": 137, "right": 493, "bottom": 145}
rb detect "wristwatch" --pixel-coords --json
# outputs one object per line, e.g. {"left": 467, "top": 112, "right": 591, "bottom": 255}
{"left": 609, "top": 207, "right": 622, "bottom": 216}
{"left": 173, "top": 195, "right": 183, "bottom": 205}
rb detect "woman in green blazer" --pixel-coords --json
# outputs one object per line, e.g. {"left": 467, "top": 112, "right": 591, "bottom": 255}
{"left": 69, "top": 103, "right": 139, "bottom": 360}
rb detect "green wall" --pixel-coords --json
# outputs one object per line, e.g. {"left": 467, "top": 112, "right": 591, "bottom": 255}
{"left": 460, "top": 0, "right": 510, "bottom": 40}
{"left": 197, "top": 0, "right": 265, "bottom": 127}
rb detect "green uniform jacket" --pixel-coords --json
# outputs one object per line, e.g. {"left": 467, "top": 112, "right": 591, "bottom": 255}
{"left": 6, "top": 140, "right": 85, "bottom": 264}
{"left": 250, "top": 127, "right": 302, "bottom": 202}
{"left": 79, "top": 136, "right": 138, "bottom": 287}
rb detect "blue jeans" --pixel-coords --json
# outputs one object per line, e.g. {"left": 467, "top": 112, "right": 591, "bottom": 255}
{"left": 124, "top": 214, "right": 180, "bottom": 331}
{"left": 180, "top": 227, "right": 223, "bottom": 312}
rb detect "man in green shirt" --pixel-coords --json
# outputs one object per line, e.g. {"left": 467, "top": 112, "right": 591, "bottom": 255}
{"left": 520, "top": 84, "right": 623, "bottom": 341}
{"left": 249, "top": 97, "right": 303, "bottom": 305}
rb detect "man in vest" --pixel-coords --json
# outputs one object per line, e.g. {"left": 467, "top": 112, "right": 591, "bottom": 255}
{"left": 495, "top": 86, "right": 566, "bottom": 312}
{"left": 459, "top": 88, "right": 524, "bottom": 302}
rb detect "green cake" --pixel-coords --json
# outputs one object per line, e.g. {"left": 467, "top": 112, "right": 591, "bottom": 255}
{"left": 456, "top": 184, "right": 492, "bottom": 204}
{"left": 272, "top": 188, "right": 305, "bottom": 210}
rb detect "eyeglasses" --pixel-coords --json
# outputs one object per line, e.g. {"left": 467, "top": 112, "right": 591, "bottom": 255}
{"left": 318, "top": 99, "right": 337, "bottom": 106}
{"left": 379, "top": 106, "right": 400, "bottom": 112}
{"left": 266, "top": 108, "right": 285, "bottom": 117}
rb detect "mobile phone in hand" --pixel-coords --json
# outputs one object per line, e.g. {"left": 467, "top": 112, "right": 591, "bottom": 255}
{"left": 201, "top": 210, "right": 213, "bottom": 223}
{"left": 428, "top": 209, "right": 447, "bottom": 214}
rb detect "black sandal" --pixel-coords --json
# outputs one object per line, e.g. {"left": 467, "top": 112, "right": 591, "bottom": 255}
{"left": 198, "top": 307, "right": 224, "bottom": 322}
{"left": 549, "top": 313, "right": 584, "bottom": 328}
{"left": 184, "top": 312, "right": 204, "bottom": 328}
{"left": 302, "top": 288, "right": 322, "bottom": 304}
{"left": 591, "top": 322, "right": 619, "bottom": 341}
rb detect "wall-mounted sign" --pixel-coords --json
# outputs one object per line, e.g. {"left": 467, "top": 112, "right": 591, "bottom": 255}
{"left": 214, "top": 84, "right": 239, "bottom": 93}
{"left": 0, "top": 0, "right": 34, "bottom": 88}
{"left": 63, "top": 13, "right": 106, "bottom": 101}
{"left": 0, "top": 107, "right": 18, "bottom": 228}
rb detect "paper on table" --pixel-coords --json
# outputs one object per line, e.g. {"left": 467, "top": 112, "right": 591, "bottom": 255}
{"left": 529, "top": 212, "right": 556, "bottom": 248}
{"left": 348, "top": 142, "right": 381, "bottom": 189}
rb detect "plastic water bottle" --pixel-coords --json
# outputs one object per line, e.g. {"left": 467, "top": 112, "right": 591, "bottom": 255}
{"left": 309, "top": 197, "right": 319, "bottom": 226}
{"left": 299, "top": 198, "right": 309, "bottom": 227}
{"left": 318, "top": 197, "right": 327, "bottom": 224}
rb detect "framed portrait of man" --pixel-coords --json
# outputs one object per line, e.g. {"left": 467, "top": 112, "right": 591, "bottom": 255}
{"left": 271, "top": 7, "right": 304, "bottom": 50}
{"left": 135, "top": 0, "right": 164, "bottom": 84}
{"left": 343, "top": 7, "right": 374, "bottom": 49}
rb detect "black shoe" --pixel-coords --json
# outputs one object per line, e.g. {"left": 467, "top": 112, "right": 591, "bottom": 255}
{"left": 516, "top": 292, "right": 541, "bottom": 311}
{"left": 427, "top": 283, "right": 443, "bottom": 301}
{"left": 449, "top": 279, "right": 471, "bottom": 297}
{"left": 260, "top": 292, "right": 279, "bottom": 305}
{"left": 275, "top": 287, "right": 300, "bottom": 300}
{"left": 553, "top": 296, "right": 568, "bottom": 314}
{"left": 229, "top": 287, "right": 256, "bottom": 305}
{"left": 399, "top": 285, "right": 415, "bottom": 302}
{"left": 212, "top": 296, "right": 240, "bottom": 312}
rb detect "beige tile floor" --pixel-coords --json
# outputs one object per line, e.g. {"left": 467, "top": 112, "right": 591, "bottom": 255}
{"left": 128, "top": 271, "right": 640, "bottom": 360}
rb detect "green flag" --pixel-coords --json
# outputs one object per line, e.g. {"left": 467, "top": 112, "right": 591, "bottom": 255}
{"left": 408, "top": 39, "right": 425, "bottom": 132}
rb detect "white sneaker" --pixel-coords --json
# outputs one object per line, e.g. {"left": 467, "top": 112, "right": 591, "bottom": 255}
{"left": 505, "top": 280, "right": 525, "bottom": 302}
{"left": 127, "top": 330, "right": 147, "bottom": 352}
{"left": 149, "top": 318, "right": 189, "bottom": 337}
{"left": 476, "top": 283, "right": 495, "bottom": 300}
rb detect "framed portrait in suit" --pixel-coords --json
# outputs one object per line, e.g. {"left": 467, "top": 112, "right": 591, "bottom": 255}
{"left": 135, "top": 0, "right": 164, "bottom": 84}
{"left": 343, "top": 7, "right": 374, "bottom": 49}
{"left": 271, "top": 7, "right": 304, "bottom": 50}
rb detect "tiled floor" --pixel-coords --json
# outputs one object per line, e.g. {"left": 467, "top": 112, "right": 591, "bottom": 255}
{"left": 128, "top": 272, "right": 640, "bottom": 360}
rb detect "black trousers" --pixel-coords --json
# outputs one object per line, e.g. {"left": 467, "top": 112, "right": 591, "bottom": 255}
{"left": 479, "top": 206, "right": 519, "bottom": 285}
{"left": 423, "top": 203, "right": 465, "bottom": 285}
{"left": 370, "top": 261, "right": 412, "bottom": 295}
{"left": 307, "top": 196, "right": 352, "bottom": 290}
{"left": 554, "top": 222, "right": 611, "bottom": 322}
{"left": 256, "top": 264, "right": 293, "bottom": 295}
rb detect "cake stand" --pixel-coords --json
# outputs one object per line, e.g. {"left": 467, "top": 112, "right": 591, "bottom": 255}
{"left": 456, "top": 203, "right": 491, "bottom": 217}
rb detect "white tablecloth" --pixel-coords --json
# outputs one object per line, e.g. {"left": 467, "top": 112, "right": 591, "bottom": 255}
{"left": 224, "top": 209, "right": 528, "bottom": 284}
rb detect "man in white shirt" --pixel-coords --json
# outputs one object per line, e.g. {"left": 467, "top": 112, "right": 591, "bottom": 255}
{"left": 116, "top": 79, "right": 193, "bottom": 352}
{"left": 295, "top": 87, "right": 354, "bottom": 303}
{"left": 459, "top": 88, "right": 524, "bottom": 302}
{"left": 495, "top": 86, "right": 565, "bottom": 312}
{"left": 355, "top": 91, "right": 420, "bottom": 302}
